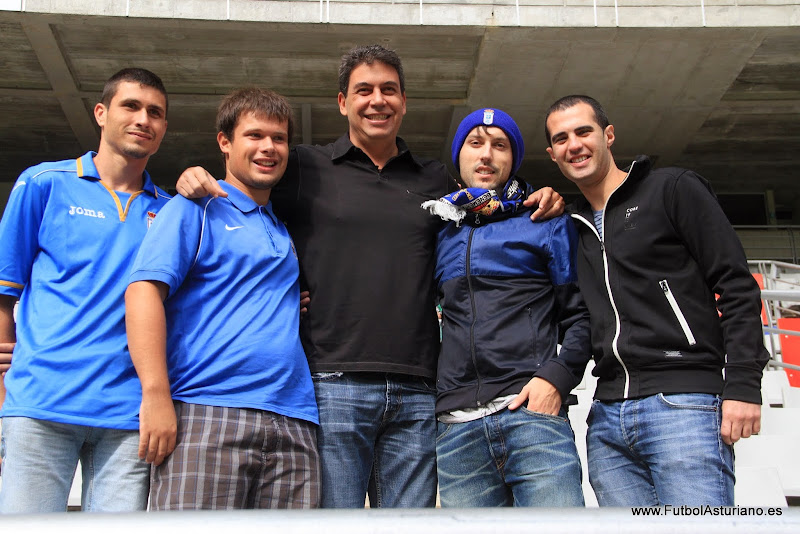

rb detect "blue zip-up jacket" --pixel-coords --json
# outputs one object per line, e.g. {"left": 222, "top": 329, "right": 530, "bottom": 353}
{"left": 434, "top": 184, "right": 592, "bottom": 413}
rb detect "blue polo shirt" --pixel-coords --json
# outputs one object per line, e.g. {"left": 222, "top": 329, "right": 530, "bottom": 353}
{"left": 129, "top": 180, "right": 318, "bottom": 424}
{"left": 0, "top": 152, "right": 170, "bottom": 429}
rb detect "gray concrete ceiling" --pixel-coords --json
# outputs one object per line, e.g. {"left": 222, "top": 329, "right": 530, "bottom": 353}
{"left": 1, "top": 11, "right": 799, "bottom": 220}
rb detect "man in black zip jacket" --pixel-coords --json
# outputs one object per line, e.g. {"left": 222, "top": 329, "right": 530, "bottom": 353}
{"left": 423, "top": 108, "right": 590, "bottom": 507}
{"left": 544, "top": 95, "right": 769, "bottom": 507}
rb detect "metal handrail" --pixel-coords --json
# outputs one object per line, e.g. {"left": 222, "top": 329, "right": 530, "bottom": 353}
{"left": 764, "top": 359, "right": 800, "bottom": 372}
{"left": 0, "top": 508, "right": 797, "bottom": 532}
{"left": 749, "top": 260, "right": 800, "bottom": 371}
{"left": 738, "top": 228, "right": 800, "bottom": 265}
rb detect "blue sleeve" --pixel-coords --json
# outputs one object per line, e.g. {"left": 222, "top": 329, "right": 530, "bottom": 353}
{"left": 545, "top": 215, "right": 579, "bottom": 286}
{"left": 128, "top": 195, "right": 206, "bottom": 297}
{"left": 0, "top": 170, "right": 49, "bottom": 298}
{"left": 536, "top": 215, "right": 593, "bottom": 398}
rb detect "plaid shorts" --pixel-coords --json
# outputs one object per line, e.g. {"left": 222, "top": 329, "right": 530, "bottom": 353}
{"left": 150, "top": 402, "right": 320, "bottom": 510}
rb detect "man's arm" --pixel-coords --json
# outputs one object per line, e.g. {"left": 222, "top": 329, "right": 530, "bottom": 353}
{"left": 510, "top": 283, "right": 592, "bottom": 415}
{"left": 176, "top": 167, "right": 226, "bottom": 199}
{"left": 0, "top": 295, "right": 16, "bottom": 409}
{"left": 669, "top": 171, "right": 769, "bottom": 442}
{"left": 0, "top": 170, "right": 48, "bottom": 409}
{"left": 523, "top": 186, "right": 565, "bottom": 221}
{"left": 509, "top": 217, "right": 592, "bottom": 414}
{"left": 125, "top": 280, "right": 176, "bottom": 466}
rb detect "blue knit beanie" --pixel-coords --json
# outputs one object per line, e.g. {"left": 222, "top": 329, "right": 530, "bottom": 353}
{"left": 451, "top": 108, "right": 525, "bottom": 176}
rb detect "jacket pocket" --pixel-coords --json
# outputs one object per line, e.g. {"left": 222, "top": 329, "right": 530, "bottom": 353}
{"left": 659, "top": 279, "right": 697, "bottom": 346}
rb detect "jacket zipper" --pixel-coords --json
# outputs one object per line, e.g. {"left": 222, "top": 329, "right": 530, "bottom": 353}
{"left": 465, "top": 226, "right": 483, "bottom": 406}
{"left": 572, "top": 213, "right": 630, "bottom": 399}
{"left": 659, "top": 279, "right": 697, "bottom": 346}
{"left": 570, "top": 160, "right": 638, "bottom": 399}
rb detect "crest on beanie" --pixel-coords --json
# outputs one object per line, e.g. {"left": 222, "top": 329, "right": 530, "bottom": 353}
{"left": 483, "top": 109, "right": 494, "bottom": 125}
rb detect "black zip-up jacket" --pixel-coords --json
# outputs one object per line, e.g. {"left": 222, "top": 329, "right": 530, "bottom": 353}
{"left": 569, "top": 156, "right": 769, "bottom": 403}
{"left": 435, "top": 186, "right": 591, "bottom": 413}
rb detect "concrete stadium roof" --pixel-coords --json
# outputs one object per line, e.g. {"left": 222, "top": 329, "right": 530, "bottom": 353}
{"left": 1, "top": 2, "right": 799, "bottom": 220}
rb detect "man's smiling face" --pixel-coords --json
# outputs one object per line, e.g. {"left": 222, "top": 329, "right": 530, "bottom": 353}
{"left": 338, "top": 61, "right": 407, "bottom": 151}
{"left": 546, "top": 101, "right": 616, "bottom": 190}
{"left": 458, "top": 126, "right": 513, "bottom": 191}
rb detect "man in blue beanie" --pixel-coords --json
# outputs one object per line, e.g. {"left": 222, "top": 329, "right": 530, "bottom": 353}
{"left": 422, "top": 108, "right": 591, "bottom": 507}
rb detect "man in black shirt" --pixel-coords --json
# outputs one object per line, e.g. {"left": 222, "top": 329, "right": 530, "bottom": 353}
{"left": 176, "top": 46, "right": 563, "bottom": 508}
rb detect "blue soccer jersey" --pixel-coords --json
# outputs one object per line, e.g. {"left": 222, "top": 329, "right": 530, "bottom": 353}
{"left": 129, "top": 180, "right": 318, "bottom": 424}
{"left": 0, "top": 152, "right": 170, "bottom": 429}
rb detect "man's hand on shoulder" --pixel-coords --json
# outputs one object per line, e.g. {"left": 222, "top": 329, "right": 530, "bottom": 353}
{"left": 176, "top": 167, "right": 227, "bottom": 199}
{"left": 138, "top": 390, "right": 177, "bottom": 466}
{"left": 523, "top": 187, "right": 565, "bottom": 221}
{"left": 508, "top": 377, "right": 562, "bottom": 416}
{"left": 300, "top": 290, "right": 310, "bottom": 316}
{"left": 721, "top": 399, "right": 761, "bottom": 445}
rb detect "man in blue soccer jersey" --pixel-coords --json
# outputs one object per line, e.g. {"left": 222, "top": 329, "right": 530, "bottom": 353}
{"left": 125, "top": 88, "right": 319, "bottom": 510}
{"left": 423, "top": 108, "right": 590, "bottom": 507}
{"left": 0, "top": 68, "right": 170, "bottom": 512}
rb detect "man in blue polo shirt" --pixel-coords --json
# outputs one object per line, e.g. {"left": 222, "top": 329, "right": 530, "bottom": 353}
{"left": 125, "top": 88, "right": 319, "bottom": 510}
{"left": 0, "top": 68, "right": 170, "bottom": 512}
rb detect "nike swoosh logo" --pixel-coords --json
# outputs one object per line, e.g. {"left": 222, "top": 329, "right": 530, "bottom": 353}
{"left": 225, "top": 225, "right": 244, "bottom": 231}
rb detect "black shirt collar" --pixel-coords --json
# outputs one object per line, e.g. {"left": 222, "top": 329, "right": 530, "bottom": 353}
{"left": 331, "top": 134, "right": 422, "bottom": 169}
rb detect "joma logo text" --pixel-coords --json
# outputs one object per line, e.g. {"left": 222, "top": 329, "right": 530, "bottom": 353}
{"left": 69, "top": 206, "right": 105, "bottom": 218}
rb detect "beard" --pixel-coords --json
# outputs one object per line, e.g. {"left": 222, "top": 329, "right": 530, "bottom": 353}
{"left": 121, "top": 144, "right": 151, "bottom": 160}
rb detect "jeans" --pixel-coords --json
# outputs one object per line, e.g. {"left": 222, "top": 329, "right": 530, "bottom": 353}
{"left": 312, "top": 372, "right": 437, "bottom": 508}
{"left": 0, "top": 417, "right": 149, "bottom": 513}
{"left": 587, "top": 393, "right": 735, "bottom": 507}
{"left": 436, "top": 407, "right": 585, "bottom": 507}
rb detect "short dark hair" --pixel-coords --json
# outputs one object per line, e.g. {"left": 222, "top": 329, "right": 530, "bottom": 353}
{"left": 338, "top": 44, "right": 405, "bottom": 95}
{"left": 100, "top": 68, "right": 168, "bottom": 114}
{"left": 544, "top": 95, "right": 610, "bottom": 145}
{"left": 216, "top": 87, "right": 294, "bottom": 142}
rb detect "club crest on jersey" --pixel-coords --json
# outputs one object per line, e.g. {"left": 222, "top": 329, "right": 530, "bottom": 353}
{"left": 147, "top": 211, "right": 157, "bottom": 228}
{"left": 68, "top": 206, "right": 105, "bottom": 218}
{"left": 483, "top": 109, "right": 495, "bottom": 125}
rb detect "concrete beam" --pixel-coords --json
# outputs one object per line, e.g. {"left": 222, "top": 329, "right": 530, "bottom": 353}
{"left": 21, "top": 15, "right": 99, "bottom": 152}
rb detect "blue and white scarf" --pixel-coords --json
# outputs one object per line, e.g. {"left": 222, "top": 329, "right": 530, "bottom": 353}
{"left": 421, "top": 178, "right": 526, "bottom": 226}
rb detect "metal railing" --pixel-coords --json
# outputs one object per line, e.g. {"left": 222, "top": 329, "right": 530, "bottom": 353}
{"left": 0, "top": 508, "right": 798, "bottom": 532}
{"left": 737, "top": 227, "right": 800, "bottom": 265}
{"left": 749, "top": 260, "right": 800, "bottom": 371}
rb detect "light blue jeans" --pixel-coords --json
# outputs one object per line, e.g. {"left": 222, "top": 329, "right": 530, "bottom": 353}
{"left": 0, "top": 417, "right": 149, "bottom": 513}
{"left": 312, "top": 372, "right": 437, "bottom": 508}
{"left": 587, "top": 393, "right": 735, "bottom": 507}
{"left": 436, "top": 407, "right": 585, "bottom": 507}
